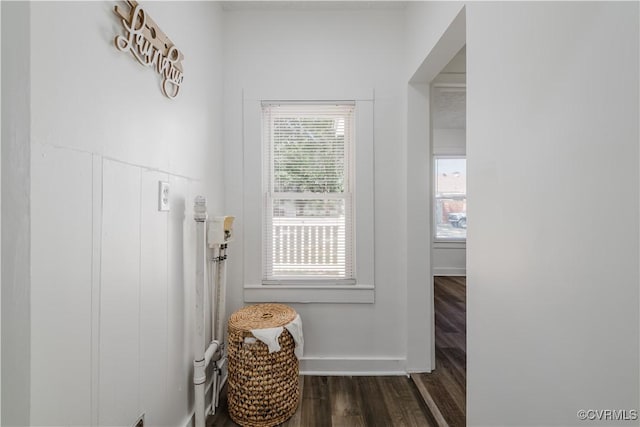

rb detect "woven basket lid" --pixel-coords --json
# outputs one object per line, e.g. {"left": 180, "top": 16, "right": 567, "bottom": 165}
{"left": 228, "top": 303, "right": 297, "bottom": 334}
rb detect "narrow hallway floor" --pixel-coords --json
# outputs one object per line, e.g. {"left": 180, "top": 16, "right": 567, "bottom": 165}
{"left": 411, "top": 276, "right": 466, "bottom": 427}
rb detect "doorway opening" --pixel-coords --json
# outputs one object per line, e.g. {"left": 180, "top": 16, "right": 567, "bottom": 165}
{"left": 412, "top": 43, "right": 467, "bottom": 427}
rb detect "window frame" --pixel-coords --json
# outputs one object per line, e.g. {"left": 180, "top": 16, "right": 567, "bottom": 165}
{"left": 241, "top": 89, "right": 375, "bottom": 304}
{"left": 433, "top": 155, "right": 467, "bottom": 243}
{"left": 261, "top": 102, "right": 356, "bottom": 284}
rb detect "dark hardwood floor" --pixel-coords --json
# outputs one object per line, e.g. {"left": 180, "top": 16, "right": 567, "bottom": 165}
{"left": 208, "top": 375, "right": 437, "bottom": 426}
{"left": 411, "top": 276, "right": 466, "bottom": 427}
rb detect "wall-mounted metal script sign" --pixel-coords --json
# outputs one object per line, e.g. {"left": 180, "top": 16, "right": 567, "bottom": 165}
{"left": 114, "top": 1, "right": 184, "bottom": 99}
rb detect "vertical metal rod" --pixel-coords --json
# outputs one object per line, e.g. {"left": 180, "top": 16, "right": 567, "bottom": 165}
{"left": 216, "top": 244, "right": 228, "bottom": 342}
{"left": 211, "top": 246, "right": 220, "bottom": 341}
{"left": 193, "top": 197, "right": 208, "bottom": 427}
{"left": 210, "top": 245, "right": 220, "bottom": 415}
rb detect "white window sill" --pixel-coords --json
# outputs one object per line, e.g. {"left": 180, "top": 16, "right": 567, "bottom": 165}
{"left": 244, "top": 283, "right": 374, "bottom": 304}
{"left": 433, "top": 240, "right": 466, "bottom": 249}
{"left": 262, "top": 279, "right": 357, "bottom": 286}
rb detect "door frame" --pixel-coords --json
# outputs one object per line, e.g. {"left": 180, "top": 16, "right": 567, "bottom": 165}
{"left": 406, "top": 6, "right": 466, "bottom": 372}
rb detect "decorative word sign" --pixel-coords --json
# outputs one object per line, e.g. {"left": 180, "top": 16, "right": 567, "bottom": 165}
{"left": 114, "top": 1, "right": 184, "bottom": 99}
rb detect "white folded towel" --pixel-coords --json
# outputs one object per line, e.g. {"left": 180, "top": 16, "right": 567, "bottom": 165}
{"left": 250, "top": 314, "right": 304, "bottom": 358}
{"left": 250, "top": 327, "right": 284, "bottom": 353}
{"left": 284, "top": 314, "right": 304, "bottom": 358}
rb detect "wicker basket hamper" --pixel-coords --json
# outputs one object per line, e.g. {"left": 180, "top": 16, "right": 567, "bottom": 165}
{"left": 227, "top": 303, "right": 300, "bottom": 427}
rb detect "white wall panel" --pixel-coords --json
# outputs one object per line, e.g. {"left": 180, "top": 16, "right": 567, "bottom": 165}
{"left": 90, "top": 155, "right": 103, "bottom": 426}
{"left": 99, "top": 159, "right": 141, "bottom": 427}
{"left": 166, "top": 175, "right": 191, "bottom": 427}
{"left": 1, "top": 3, "right": 31, "bottom": 425}
{"left": 140, "top": 170, "right": 170, "bottom": 426}
{"left": 30, "top": 144, "right": 92, "bottom": 425}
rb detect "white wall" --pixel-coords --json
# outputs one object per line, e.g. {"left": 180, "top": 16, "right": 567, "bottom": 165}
{"left": 466, "top": 2, "right": 639, "bottom": 425}
{"left": 1, "top": 2, "right": 31, "bottom": 426}
{"left": 223, "top": 6, "right": 409, "bottom": 373}
{"left": 27, "top": 2, "right": 224, "bottom": 426}
{"left": 0, "top": 2, "right": 3, "bottom": 421}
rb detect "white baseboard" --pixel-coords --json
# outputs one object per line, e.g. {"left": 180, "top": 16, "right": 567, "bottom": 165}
{"left": 299, "top": 356, "right": 407, "bottom": 376}
{"left": 432, "top": 267, "right": 466, "bottom": 276}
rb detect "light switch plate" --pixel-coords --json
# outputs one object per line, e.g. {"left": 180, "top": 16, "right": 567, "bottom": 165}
{"left": 158, "top": 181, "right": 170, "bottom": 211}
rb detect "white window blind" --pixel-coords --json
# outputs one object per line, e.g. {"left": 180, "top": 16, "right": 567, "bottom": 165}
{"left": 262, "top": 102, "right": 355, "bottom": 282}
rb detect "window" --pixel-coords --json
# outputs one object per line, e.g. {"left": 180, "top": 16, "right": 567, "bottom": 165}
{"left": 262, "top": 103, "right": 355, "bottom": 282}
{"left": 434, "top": 157, "right": 467, "bottom": 240}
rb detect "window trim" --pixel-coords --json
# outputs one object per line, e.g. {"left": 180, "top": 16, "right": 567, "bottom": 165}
{"left": 433, "top": 155, "right": 467, "bottom": 243}
{"left": 241, "top": 90, "right": 375, "bottom": 304}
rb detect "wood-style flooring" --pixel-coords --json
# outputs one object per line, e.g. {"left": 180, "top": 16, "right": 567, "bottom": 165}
{"left": 411, "top": 276, "right": 466, "bottom": 427}
{"left": 207, "top": 375, "right": 437, "bottom": 426}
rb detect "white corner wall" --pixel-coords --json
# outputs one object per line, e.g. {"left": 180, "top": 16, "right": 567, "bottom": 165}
{"left": 466, "top": 2, "right": 639, "bottom": 425}
{"left": 223, "top": 7, "right": 409, "bottom": 374}
{"left": 27, "top": 2, "right": 225, "bottom": 426}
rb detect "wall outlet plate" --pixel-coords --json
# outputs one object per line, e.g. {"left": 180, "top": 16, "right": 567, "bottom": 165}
{"left": 158, "top": 181, "right": 170, "bottom": 211}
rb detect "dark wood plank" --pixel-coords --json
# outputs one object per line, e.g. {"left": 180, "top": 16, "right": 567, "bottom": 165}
{"left": 354, "top": 376, "right": 395, "bottom": 427}
{"left": 411, "top": 275, "right": 467, "bottom": 427}
{"left": 300, "top": 376, "right": 332, "bottom": 427}
{"left": 413, "top": 372, "right": 465, "bottom": 427}
{"left": 439, "top": 347, "right": 466, "bottom": 380}
{"left": 433, "top": 351, "right": 465, "bottom": 413}
{"left": 377, "top": 376, "right": 438, "bottom": 427}
{"left": 328, "top": 376, "right": 363, "bottom": 419}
